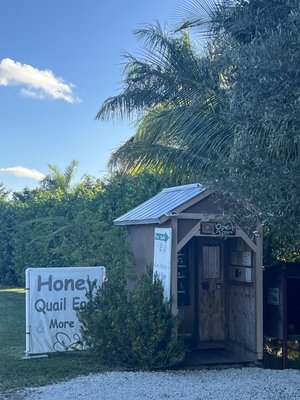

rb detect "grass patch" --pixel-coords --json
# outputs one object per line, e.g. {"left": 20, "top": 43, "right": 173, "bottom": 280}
{"left": 0, "top": 285, "right": 108, "bottom": 394}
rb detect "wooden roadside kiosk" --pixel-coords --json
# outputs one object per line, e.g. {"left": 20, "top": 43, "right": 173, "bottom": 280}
{"left": 114, "top": 183, "right": 264, "bottom": 364}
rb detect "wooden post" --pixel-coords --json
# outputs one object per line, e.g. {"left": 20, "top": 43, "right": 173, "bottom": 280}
{"left": 256, "top": 223, "right": 264, "bottom": 360}
{"left": 170, "top": 218, "right": 178, "bottom": 315}
{"left": 282, "top": 277, "right": 288, "bottom": 369}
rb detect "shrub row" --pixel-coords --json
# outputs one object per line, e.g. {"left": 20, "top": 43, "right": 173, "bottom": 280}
{"left": 0, "top": 173, "right": 167, "bottom": 285}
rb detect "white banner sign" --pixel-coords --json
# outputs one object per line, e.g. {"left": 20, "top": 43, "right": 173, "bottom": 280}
{"left": 25, "top": 266, "right": 106, "bottom": 355}
{"left": 153, "top": 228, "right": 172, "bottom": 300}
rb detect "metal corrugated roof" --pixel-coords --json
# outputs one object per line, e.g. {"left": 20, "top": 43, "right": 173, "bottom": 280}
{"left": 114, "top": 183, "right": 206, "bottom": 225}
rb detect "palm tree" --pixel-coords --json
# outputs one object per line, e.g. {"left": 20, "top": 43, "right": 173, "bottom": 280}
{"left": 97, "top": 23, "right": 232, "bottom": 181}
{"left": 98, "top": 1, "right": 299, "bottom": 173}
{"left": 96, "top": 3, "right": 300, "bottom": 257}
{"left": 41, "top": 160, "right": 79, "bottom": 192}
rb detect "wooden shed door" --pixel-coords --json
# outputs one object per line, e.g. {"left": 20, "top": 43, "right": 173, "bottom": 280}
{"left": 198, "top": 245, "right": 225, "bottom": 343}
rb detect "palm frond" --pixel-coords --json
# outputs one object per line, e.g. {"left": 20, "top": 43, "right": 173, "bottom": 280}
{"left": 175, "top": 0, "right": 225, "bottom": 36}
{"left": 97, "top": 23, "right": 214, "bottom": 121}
{"left": 108, "top": 98, "right": 232, "bottom": 179}
{"left": 64, "top": 159, "right": 78, "bottom": 188}
{"left": 98, "top": 23, "right": 232, "bottom": 178}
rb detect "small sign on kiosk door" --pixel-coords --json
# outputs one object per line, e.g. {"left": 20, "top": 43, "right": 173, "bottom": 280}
{"left": 202, "top": 246, "right": 221, "bottom": 279}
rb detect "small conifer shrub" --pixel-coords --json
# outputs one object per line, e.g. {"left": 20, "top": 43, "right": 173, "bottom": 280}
{"left": 79, "top": 272, "right": 186, "bottom": 369}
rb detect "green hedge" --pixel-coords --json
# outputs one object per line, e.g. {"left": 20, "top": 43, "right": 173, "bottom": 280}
{"left": 0, "top": 172, "right": 168, "bottom": 285}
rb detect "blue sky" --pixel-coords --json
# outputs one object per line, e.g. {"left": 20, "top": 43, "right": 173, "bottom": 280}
{"left": 0, "top": 0, "right": 179, "bottom": 192}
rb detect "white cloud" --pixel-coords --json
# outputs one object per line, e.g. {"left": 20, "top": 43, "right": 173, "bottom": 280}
{"left": 0, "top": 166, "right": 45, "bottom": 181}
{"left": 19, "top": 88, "right": 46, "bottom": 100}
{"left": 0, "top": 58, "right": 79, "bottom": 103}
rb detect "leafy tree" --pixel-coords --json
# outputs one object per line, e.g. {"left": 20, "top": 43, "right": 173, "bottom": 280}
{"left": 12, "top": 187, "right": 37, "bottom": 202}
{"left": 0, "top": 182, "right": 10, "bottom": 200}
{"left": 0, "top": 202, "right": 16, "bottom": 284}
{"left": 182, "top": 0, "right": 300, "bottom": 261}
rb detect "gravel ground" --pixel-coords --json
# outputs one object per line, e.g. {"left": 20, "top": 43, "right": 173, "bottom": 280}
{"left": 18, "top": 368, "right": 300, "bottom": 400}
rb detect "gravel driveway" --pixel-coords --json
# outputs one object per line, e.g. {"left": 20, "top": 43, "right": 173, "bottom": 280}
{"left": 19, "top": 368, "right": 300, "bottom": 400}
